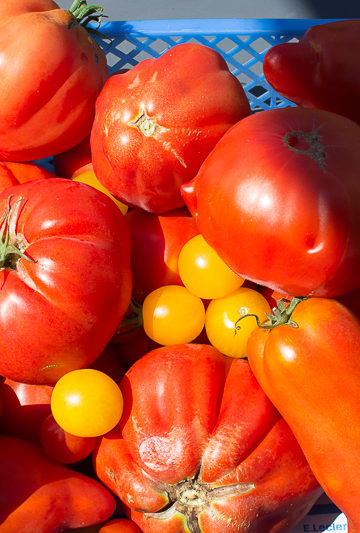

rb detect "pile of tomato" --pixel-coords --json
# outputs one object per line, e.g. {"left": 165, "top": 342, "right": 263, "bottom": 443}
{"left": 1, "top": 2, "right": 360, "bottom": 532}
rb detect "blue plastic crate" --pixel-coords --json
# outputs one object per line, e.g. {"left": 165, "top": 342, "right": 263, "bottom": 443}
{"left": 95, "top": 18, "right": 339, "bottom": 112}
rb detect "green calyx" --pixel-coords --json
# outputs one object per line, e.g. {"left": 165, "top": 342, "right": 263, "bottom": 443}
{"left": 0, "top": 196, "right": 34, "bottom": 270}
{"left": 235, "top": 296, "right": 307, "bottom": 333}
{"left": 68, "top": 0, "right": 112, "bottom": 43}
{"left": 69, "top": 0, "right": 105, "bottom": 28}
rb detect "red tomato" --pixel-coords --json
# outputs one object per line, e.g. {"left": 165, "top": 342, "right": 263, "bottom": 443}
{"left": 90, "top": 343, "right": 127, "bottom": 383}
{"left": 90, "top": 43, "right": 250, "bottom": 213}
{"left": 247, "top": 297, "right": 360, "bottom": 532}
{"left": 0, "top": 378, "right": 53, "bottom": 442}
{"left": 113, "top": 328, "right": 160, "bottom": 368}
{"left": 263, "top": 20, "right": 360, "bottom": 125}
{"left": 53, "top": 135, "right": 93, "bottom": 178}
{"left": 40, "top": 414, "right": 97, "bottom": 464}
{"left": 99, "top": 518, "right": 143, "bottom": 533}
{"left": 0, "top": 178, "right": 132, "bottom": 385}
{"left": 0, "top": 435, "right": 115, "bottom": 531}
{"left": 0, "top": 0, "right": 108, "bottom": 161}
{"left": 94, "top": 344, "right": 322, "bottom": 533}
{"left": 182, "top": 106, "right": 360, "bottom": 298}
{"left": 125, "top": 207, "right": 199, "bottom": 300}
{"left": 0, "top": 161, "right": 56, "bottom": 194}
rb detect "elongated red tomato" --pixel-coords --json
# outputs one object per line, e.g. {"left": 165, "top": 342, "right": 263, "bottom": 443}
{"left": 0, "top": 435, "right": 115, "bottom": 532}
{"left": 0, "top": 0, "right": 108, "bottom": 161}
{"left": 94, "top": 344, "right": 322, "bottom": 533}
{"left": 91, "top": 43, "right": 251, "bottom": 213}
{"left": 247, "top": 297, "right": 360, "bottom": 533}
{"left": 263, "top": 20, "right": 360, "bottom": 125}
{"left": 182, "top": 106, "right": 360, "bottom": 297}
{"left": 0, "top": 178, "right": 132, "bottom": 385}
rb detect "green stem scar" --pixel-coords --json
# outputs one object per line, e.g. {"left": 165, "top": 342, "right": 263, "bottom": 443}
{"left": 0, "top": 196, "right": 34, "bottom": 270}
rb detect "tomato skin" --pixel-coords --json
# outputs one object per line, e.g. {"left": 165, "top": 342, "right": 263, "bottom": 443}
{"left": 0, "top": 378, "right": 53, "bottom": 442}
{"left": 0, "top": 178, "right": 132, "bottom": 385}
{"left": 182, "top": 106, "right": 360, "bottom": 298}
{"left": 0, "top": 0, "right": 108, "bottom": 161}
{"left": 51, "top": 368, "right": 124, "bottom": 438}
{"left": 94, "top": 344, "right": 322, "bottom": 533}
{"left": 247, "top": 297, "right": 360, "bottom": 532}
{"left": 142, "top": 285, "right": 206, "bottom": 345}
{"left": 125, "top": 207, "right": 199, "bottom": 299}
{"left": 263, "top": 20, "right": 360, "bottom": 125}
{"left": 113, "top": 328, "right": 160, "bottom": 368}
{"left": 40, "top": 414, "right": 97, "bottom": 464}
{"left": 0, "top": 161, "right": 57, "bottom": 194}
{"left": 53, "top": 135, "right": 93, "bottom": 178}
{"left": 205, "top": 287, "right": 271, "bottom": 358}
{"left": 0, "top": 435, "right": 115, "bottom": 532}
{"left": 99, "top": 518, "right": 143, "bottom": 533}
{"left": 90, "top": 43, "right": 250, "bottom": 213}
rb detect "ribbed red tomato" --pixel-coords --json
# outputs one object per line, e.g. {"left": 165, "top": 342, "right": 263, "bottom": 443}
{"left": 0, "top": 178, "right": 132, "bottom": 385}
{"left": 0, "top": 0, "right": 108, "bottom": 161}
{"left": 90, "top": 43, "right": 250, "bottom": 213}
{"left": 94, "top": 344, "right": 322, "bottom": 533}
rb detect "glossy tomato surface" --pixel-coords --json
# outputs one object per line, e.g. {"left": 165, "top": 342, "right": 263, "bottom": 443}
{"left": 40, "top": 414, "right": 97, "bottom": 464}
{"left": 263, "top": 20, "right": 360, "bottom": 125}
{"left": 182, "top": 106, "right": 360, "bottom": 297}
{"left": 0, "top": 435, "right": 115, "bottom": 532}
{"left": 247, "top": 297, "right": 360, "bottom": 533}
{"left": 126, "top": 207, "right": 198, "bottom": 299}
{"left": 0, "top": 0, "right": 108, "bottom": 161}
{"left": 90, "top": 43, "right": 250, "bottom": 213}
{"left": 0, "top": 178, "right": 132, "bottom": 385}
{"left": 94, "top": 344, "right": 322, "bottom": 533}
{"left": 0, "top": 378, "right": 53, "bottom": 442}
{"left": 0, "top": 161, "right": 56, "bottom": 194}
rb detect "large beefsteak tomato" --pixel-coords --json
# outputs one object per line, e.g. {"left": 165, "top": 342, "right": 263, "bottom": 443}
{"left": 182, "top": 106, "right": 360, "bottom": 297}
{"left": 90, "top": 43, "right": 251, "bottom": 213}
{"left": 0, "top": 0, "right": 108, "bottom": 161}
{"left": 94, "top": 344, "right": 323, "bottom": 533}
{"left": 0, "top": 178, "right": 132, "bottom": 385}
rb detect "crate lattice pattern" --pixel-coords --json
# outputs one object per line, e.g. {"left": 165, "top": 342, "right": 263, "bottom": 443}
{"left": 98, "top": 31, "right": 302, "bottom": 111}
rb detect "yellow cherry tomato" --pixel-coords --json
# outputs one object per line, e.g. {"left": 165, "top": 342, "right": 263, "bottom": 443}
{"left": 205, "top": 287, "right": 271, "bottom": 358}
{"left": 51, "top": 369, "right": 123, "bottom": 438}
{"left": 178, "top": 234, "right": 244, "bottom": 299}
{"left": 142, "top": 284, "right": 206, "bottom": 345}
{"left": 73, "top": 170, "right": 128, "bottom": 214}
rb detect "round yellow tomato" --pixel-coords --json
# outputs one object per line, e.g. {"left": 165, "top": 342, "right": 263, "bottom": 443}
{"left": 205, "top": 287, "right": 271, "bottom": 358}
{"left": 142, "top": 285, "right": 205, "bottom": 345}
{"left": 178, "top": 234, "right": 244, "bottom": 299}
{"left": 73, "top": 170, "right": 128, "bottom": 214}
{"left": 51, "top": 369, "right": 123, "bottom": 438}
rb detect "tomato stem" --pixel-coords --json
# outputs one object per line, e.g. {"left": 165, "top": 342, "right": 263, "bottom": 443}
{"left": 69, "top": 0, "right": 104, "bottom": 26}
{"left": 234, "top": 296, "right": 307, "bottom": 332}
{"left": 68, "top": 0, "right": 111, "bottom": 42}
{"left": 0, "top": 196, "right": 34, "bottom": 270}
